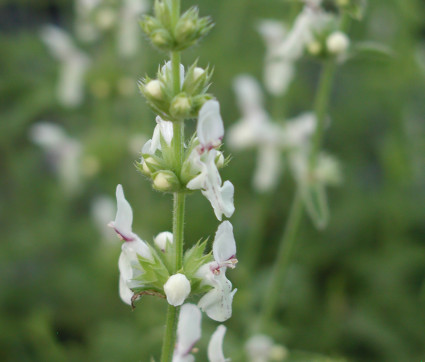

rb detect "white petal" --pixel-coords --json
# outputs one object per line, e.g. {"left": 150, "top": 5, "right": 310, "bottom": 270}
{"left": 208, "top": 325, "right": 228, "bottom": 362}
{"left": 156, "top": 116, "right": 174, "bottom": 146}
{"left": 253, "top": 145, "right": 282, "bottom": 193}
{"left": 164, "top": 274, "right": 191, "bottom": 306}
{"left": 174, "top": 304, "right": 202, "bottom": 361}
{"left": 213, "top": 221, "right": 236, "bottom": 263}
{"left": 119, "top": 275, "right": 133, "bottom": 305}
{"left": 154, "top": 231, "right": 173, "bottom": 251}
{"left": 245, "top": 334, "right": 274, "bottom": 362}
{"left": 197, "top": 100, "right": 224, "bottom": 148}
{"left": 264, "top": 59, "right": 295, "bottom": 96}
{"left": 219, "top": 181, "right": 235, "bottom": 219}
{"left": 233, "top": 75, "right": 264, "bottom": 117}
{"left": 198, "top": 273, "right": 236, "bottom": 322}
{"left": 29, "top": 122, "right": 67, "bottom": 149}
{"left": 257, "top": 20, "right": 287, "bottom": 50}
{"left": 109, "top": 184, "right": 137, "bottom": 241}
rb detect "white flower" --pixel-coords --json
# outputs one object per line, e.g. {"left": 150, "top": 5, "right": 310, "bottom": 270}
{"left": 245, "top": 335, "right": 274, "bottom": 362}
{"left": 118, "top": 0, "right": 149, "bottom": 57}
{"left": 141, "top": 116, "right": 174, "bottom": 164}
{"left": 187, "top": 100, "right": 235, "bottom": 221}
{"left": 229, "top": 76, "right": 282, "bottom": 192}
{"left": 154, "top": 231, "right": 173, "bottom": 251}
{"left": 197, "top": 221, "right": 237, "bottom": 322}
{"left": 326, "top": 31, "right": 350, "bottom": 55}
{"left": 208, "top": 325, "right": 229, "bottom": 362}
{"left": 257, "top": 20, "right": 294, "bottom": 95}
{"left": 108, "top": 184, "right": 152, "bottom": 305}
{"left": 30, "top": 122, "right": 82, "bottom": 194}
{"left": 164, "top": 274, "right": 191, "bottom": 306}
{"left": 173, "top": 304, "right": 202, "bottom": 362}
{"left": 40, "top": 26, "right": 90, "bottom": 108}
{"left": 91, "top": 195, "right": 116, "bottom": 242}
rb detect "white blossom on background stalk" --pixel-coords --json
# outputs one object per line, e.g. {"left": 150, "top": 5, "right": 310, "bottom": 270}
{"left": 40, "top": 26, "right": 90, "bottom": 108}
{"left": 108, "top": 184, "right": 152, "bottom": 305}
{"left": 118, "top": 0, "right": 149, "bottom": 57}
{"left": 230, "top": 76, "right": 318, "bottom": 193}
{"left": 75, "top": 0, "right": 101, "bottom": 42}
{"left": 245, "top": 334, "right": 288, "bottom": 362}
{"left": 187, "top": 100, "right": 235, "bottom": 221}
{"left": 30, "top": 122, "right": 83, "bottom": 194}
{"left": 196, "top": 221, "right": 237, "bottom": 322}
{"left": 91, "top": 195, "right": 116, "bottom": 242}
{"left": 257, "top": 20, "right": 294, "bottom": 96}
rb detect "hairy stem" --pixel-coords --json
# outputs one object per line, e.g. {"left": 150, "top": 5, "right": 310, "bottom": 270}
{"left": 161, "top": 0, "right": 185, "bottom": 359}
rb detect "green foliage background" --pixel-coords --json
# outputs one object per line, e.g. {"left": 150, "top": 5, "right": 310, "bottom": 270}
{"left": 1, "top": 0, "right": 425, "bottom": 361}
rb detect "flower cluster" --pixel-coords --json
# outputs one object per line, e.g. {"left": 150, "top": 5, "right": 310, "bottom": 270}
{"left": 108, "top": 185, "right": 237, "bottom": 320}
{"left": 229, "top": 74, "right": 341, "bottom": 228}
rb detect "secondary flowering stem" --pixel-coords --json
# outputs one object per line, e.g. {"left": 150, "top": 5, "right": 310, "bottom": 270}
{"left": 258, "top": 190, "right": 303, "bottom": 330}
{"left": 258, "top": 44, "right": 342, "bottom": 333}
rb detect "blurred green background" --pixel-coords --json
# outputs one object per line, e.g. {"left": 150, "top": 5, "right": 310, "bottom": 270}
{"left": 1, "top": 0, "right": 425, "bottom": 361}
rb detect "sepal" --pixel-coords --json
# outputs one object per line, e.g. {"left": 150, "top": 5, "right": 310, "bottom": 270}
{"left": 301, "top": 181, "right": 330, "bottom": 230}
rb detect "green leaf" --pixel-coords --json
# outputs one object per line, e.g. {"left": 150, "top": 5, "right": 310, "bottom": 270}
{"left": 302, "top": 182, "right": 329, "bottom": 230}
{"left": 183, "top": 239, "right": 213, "bottom": 279}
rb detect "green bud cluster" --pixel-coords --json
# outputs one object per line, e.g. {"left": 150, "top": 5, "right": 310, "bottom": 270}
{"left": 131, "top": 238, "right": 213, "bottom": 305}
{"left": 306, "top": 20, "right": 348, "bottom": 59}
{"left": 139, "top": 61, "right": 213, "bottom": 121}
{"left": 140, "top": 0, "right": 213, "bottom": 52}
{"left": 137, "top": 135, "right": 227, "bottom": 193}
{"left": 335, "top": 0, "right": 367, "bottom": 20}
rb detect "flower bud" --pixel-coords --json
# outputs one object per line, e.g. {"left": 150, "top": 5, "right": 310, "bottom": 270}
{"left": 141, "top": 156, "right": 159, "bottom": 174}
{"left": 215, "top": 151, "right": 225, "bottom": 169}
{"left": 164, "top": 273, "right": 191, "bottom": 306}
{"left": 152, "top": 171, "right": 180, "bottom": 192}
{"left": 154, "top": 231, "right": 173, "bottom": 251}
{"left": 193, "top": 67, "right": 205, "bottom": 80}
{"left": 170, "top": 94, "right": 192, "bottom": 118}
{"left": 95, "top": 8, "right": 116, "bottom": 30}
{"left": 307, "top": 41, "right": 322, "bottom": 56}
{"left": 326, "top": 31, "right": 350, "bottom": 55}
{"left": 144, "top": 80, "right": 163, "bottom": 100}
{"left": 151, "top": 29, "right": 172, "bottom": 48}
{"left": 175, "top": 19, "right": 197, "bottom": 43}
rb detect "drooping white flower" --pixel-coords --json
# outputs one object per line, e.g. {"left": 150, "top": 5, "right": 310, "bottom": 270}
{"left": 108, "top": 184, "right": 152, "bottom": 305}
{"left": 173, "top": 304, "right": 202, "bottom": 362}
{"left": 208, "top": 325, "right": 229, "bottom": 362}
{"left": 197, "top": 221, "right": 237, "bottom": 322}
{"left": 164, "top": 273, "right": 191, "bottom": 306}
{"left": 40, "top": 26, "right": 90, "bottom": 108}
{"left": 74, "top": 0, "right": 101, "bottom": 42}
{"left": 187, "top": 100, "right": 235, "bottom": 221}
{"left": 30, "top": 122, "right": 82, "bottom": 194}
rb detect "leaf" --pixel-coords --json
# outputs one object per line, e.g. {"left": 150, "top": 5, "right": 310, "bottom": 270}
{"left": 302, "top": 182, "right": 329, "bottom": 230}
{"left": 183, "top": 239, "right": 213, "bottom": 278}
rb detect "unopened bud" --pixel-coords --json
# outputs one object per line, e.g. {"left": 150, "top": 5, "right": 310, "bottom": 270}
{"left": 170, "top": 94, "right": 192, "bottom": 118}
{"left": 193, "top": 67, "right": 205, "bottom": 80}
{"left": 151, "top": 30, "right": 171, "bottom": 48}
{"left": 326, "top": 31, "right": 350, "bottom": 55}
{"left": 96, "top": 8, "right": 116, "bottom": 30}
{"left": 154, "top": 231, "right": 173, "bottom": 251}
{"left": 152, "top": 171, "right": 179, "bottom": 192}
{"left": 215, "top": 151, "right": 225, "bottom": 169}
{"left": 164, "top": 273, "right": 191, "bottom": 306}
{"left": 307, "top": 41, "right": 322, "bottom": 56}
{"left": 145, "top": 80, "right": 163, "bottom": 100}
{"left": 142, "top": 156, "right": 159, "bottom": 175}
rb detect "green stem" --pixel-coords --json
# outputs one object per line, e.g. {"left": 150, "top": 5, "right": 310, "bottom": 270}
{"left": 258, "top": 190, "right": 303, "bottom": 330}
{"left": 161, "top": 0, "right": 185, "bottom": 356}
{"left": 257, "top": 30, "right": 346, "bottom": 332}
{"left": 309, "top": 59, "right": 336, "bottom": 169}
{"left": 160, "top": 305, "right": 178, "bottom": 362}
